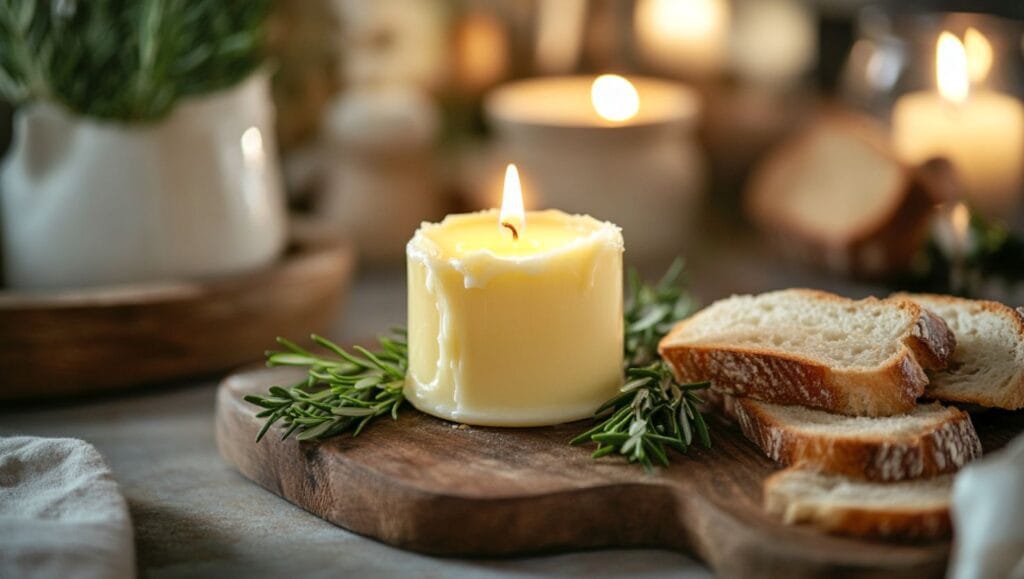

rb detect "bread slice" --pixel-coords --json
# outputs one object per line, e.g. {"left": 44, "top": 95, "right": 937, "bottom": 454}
{"left": 746, "top": 114, "right": 943, "bottom": 278}
{"left": 899, "top": 293, "right": 1024, "bottom": 410}
{"left": 764, "top": 468, "right": 952, "bottom": 539}
{"left": 725, "top": 396, "right": 981, "bottom": 481}
{"left": 658, "top": 289, "right": 956, "bottom": 416}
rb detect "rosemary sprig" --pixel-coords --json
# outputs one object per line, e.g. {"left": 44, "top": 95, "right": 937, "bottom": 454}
{"left": 572, "top": 258, "right": 711, "bottom": 470}
{"left": 0, "top": 0, "right": 271, "bottom": 122}
{"left": 246, "top": 259, "right": 711, "bottom": 472}
{"left": 624, "top": 258, "right": 696, "bottom": 368}
{"left": 243, "top": 331, "right": 407, "bottom": 442}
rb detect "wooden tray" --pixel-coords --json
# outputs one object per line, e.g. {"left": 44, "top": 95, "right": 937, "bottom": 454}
{"left": 0, "top": 243, "right": 354, "bottom": 400}
{"left": 216, "top": 366, "right": 1024, "bottom": 579}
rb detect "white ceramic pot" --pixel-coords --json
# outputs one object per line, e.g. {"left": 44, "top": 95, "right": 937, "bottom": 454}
{"left": 1, "top": 74, "right": 287, "bottom": 290}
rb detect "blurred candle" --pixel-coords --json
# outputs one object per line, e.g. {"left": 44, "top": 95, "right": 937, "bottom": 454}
{"left": 728, "top": 0, "right": 816, "bottom": 87}
{"left": 635, "top": 0, "right": 729, "bottom": 78}
{"left": 964, "top": 27, "right": 992, "bottom": 84}
{"left": 487, "top": 74, "right": 694, "bottom": 128}
{"left": 590, "top": 74, "right": 640, "bottom": 122}
{"left": 535, "top": 0, "right": 586, "bottom": 74}
{"left": 452, "top": 9, "right": 509, "bottom": 93}
{"left": 485, "top": 75, "right": 703, "bottom": 261}
{"left": 893, "top": 30, "right": 1024, "bottom": 218}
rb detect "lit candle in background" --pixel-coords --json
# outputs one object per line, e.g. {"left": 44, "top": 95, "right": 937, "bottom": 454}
{"left": 405, "top": 164, "right": 624, "bottom": 427}
{"left": 483, "top": 74, "right": 704, "bottom": 261}
{"left": 485, "top": 74, "right": 694, "bottom": 128}
{"left": 728, "top": 0, "right": 817, "bottom": 87}
{"left": 964, "top": 27, "right": 992, "bottom": 84}
{"left": 634, "top": 0, "right": 730, "bottom": 78}
{"left": 590, "top": 74, "right": 640, "bottom": 123}
{"left": 893, "top": 30, "right": 1024, "bottom": 219}
{"left": 534, "top": 0, "right": 587, "bottom": 74}
{"left": 451, "top": 9, "right": 509, "bottom": 93}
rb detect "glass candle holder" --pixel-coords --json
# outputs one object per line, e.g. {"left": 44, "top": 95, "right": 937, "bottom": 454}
{"left": 842, "top": 8, "right": 1024, "bottom": 225}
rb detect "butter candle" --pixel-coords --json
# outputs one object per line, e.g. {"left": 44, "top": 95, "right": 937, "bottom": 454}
{"left": 405, "top": 165, "right": 624, "bottom": 426}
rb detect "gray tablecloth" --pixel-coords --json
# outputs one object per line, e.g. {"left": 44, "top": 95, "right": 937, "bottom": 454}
{"left": 0, "top": 268, "right": 713, "bottom": 579}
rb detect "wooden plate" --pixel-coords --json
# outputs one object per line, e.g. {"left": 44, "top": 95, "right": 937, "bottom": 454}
{"left": 216, "top": 366, "right": 1024, "bottom": 579}
{"left": 0, "top": 243, "right": 354, "bottom": 400}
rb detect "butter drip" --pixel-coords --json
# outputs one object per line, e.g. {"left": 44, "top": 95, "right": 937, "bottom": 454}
{"left": 409, "top": 209, "right": 623, "bottom": 289}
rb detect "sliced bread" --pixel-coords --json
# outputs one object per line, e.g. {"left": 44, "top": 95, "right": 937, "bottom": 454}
{"left": 725, "top": 396, "right": 981, "bottom": 481}
{"left": 658, "top": 289, "right": 956, "bottom": 416}
{"left": 764, "top": 468, "right": 952, "bottom": 539}
{"left": 745, "top": 114, "right": 943, "bottom": 278}
{"left": 899, "top": 293, "right": 1024, "bottom": 410}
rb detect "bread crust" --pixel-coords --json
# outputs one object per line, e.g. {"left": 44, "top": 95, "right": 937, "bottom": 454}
{"left": 764, "top": 469, "right": 952, "bottom": 540}
{"left": 898, "top": 293, "right": 1024, "bottom": 410}
{"left": 658, "top": 290, "right": 955, "bottom": 416}
{"left": 745, "top": 112, "right": 941, "bottom": 279}
{"left": 727, "top": 397, "right": 982, "bottom": 481}
{"left": 906, "top": 305, "right": 958, "bottom": 371}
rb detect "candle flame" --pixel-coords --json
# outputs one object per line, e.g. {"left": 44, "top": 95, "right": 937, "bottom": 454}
{"left": 964, "top": 27, "right": 993, "bottom": 84}
{"left": 500, "top": 163, "right": 525, "bottom": 239}
{"left": 591, "top": 74, "right": 640, "bottom": 123}
{"left": 936, "top": 31, "right": 969, "bottom": 104}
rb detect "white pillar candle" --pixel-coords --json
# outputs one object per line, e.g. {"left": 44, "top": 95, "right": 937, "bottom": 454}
{"left": 484, "top": 75, "right": 703, "bottom": 261}
{"left": 893, "top": 31, "right": 1024, "bottom": 218}
{"left": 406, "top": 166, "right": 624, "bottom": 427}
{"left": 635, "top": 0, "right": 730, "bottom": 78}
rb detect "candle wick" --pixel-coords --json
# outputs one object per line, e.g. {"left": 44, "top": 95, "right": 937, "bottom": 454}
{"left": 501, "top": 222, "right": 519, "bottom": 241}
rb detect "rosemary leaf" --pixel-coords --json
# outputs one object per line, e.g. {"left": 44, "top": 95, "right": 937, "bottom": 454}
{"left": 0, "top": 0, "right": 272, "bottom": 122}
{"left": 246, "top": 258, "right": 712, "bottom": 473}
{"left": 245, "top": 331, "right": 407, "bottom": 442}
{"left": 571, "top": 259, "right": 712, "bottom": 471}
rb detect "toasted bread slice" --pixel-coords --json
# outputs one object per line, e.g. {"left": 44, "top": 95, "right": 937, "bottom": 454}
{"left": 899, "top": 293, "right": 1024, "bottom": 410}
{"left": 658, "top": 289, "right": 956, "bottom": 416}
{"left": 725, "top": 396, "right": 981, "bottom": 481}
{"left": 764, "top": 468, "right": 952, "bottom": 539}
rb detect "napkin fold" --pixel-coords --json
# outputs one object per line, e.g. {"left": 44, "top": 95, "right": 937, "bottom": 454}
{"left": 950, "top": 432, "right": 1024, "bottom": 579}
{"left": 0, "top": 436, "right": 136, "bottom": 579}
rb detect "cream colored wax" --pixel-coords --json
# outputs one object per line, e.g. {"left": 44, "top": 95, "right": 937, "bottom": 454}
{"left": 405, "top": 209, "right": 624, "bottom": 426}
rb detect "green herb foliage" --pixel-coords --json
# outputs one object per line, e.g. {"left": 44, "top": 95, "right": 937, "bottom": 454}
{"left": 244, "top": 332, "right": 408, "bottom": 443}
{"left": 0, "top": 0, "right": 271, "bottom": 122}
{"left": 245, "top": 260, "right": 711, "bottom": 471}
{"left": 571, "top": 259, "right": 710, "bottom": 470}
{"left": 900, "top": 210, "right": 1024, "bottom": 297}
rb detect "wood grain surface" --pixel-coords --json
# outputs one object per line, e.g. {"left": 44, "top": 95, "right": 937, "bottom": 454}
{"left": 216, "top": 366, "right": 1024, "bottom": 579}
{"left": 0, "top": 243, "right": 354, "bottom": 400}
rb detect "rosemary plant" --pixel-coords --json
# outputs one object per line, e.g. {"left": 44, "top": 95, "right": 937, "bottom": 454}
{"left": 246, "top": 259, "right": 711, "bottom": 471}
{"left": 0, "top": 0, "right": 271, "bottom": 122}
{"left": 571, "top": 259, "right": 710, "bottom": 470}
{"left": 244, "top": 331, "right": 408, "bottom": 442}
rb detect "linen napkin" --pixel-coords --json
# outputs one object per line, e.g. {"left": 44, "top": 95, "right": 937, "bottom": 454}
{"left": 0, "top": 437, "right": 136, "bottom": 579}
{"left": 949, "top": 432, "right": 1024, "bottom": 579}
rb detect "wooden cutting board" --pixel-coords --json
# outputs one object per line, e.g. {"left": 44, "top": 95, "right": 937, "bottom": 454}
{"left": 216, "top": 366, "right": 1024, "bottom": 579}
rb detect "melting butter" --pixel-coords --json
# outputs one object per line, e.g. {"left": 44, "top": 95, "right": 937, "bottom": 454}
{"left": 405, "top": 209, "right": 624, "bottom": 426}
